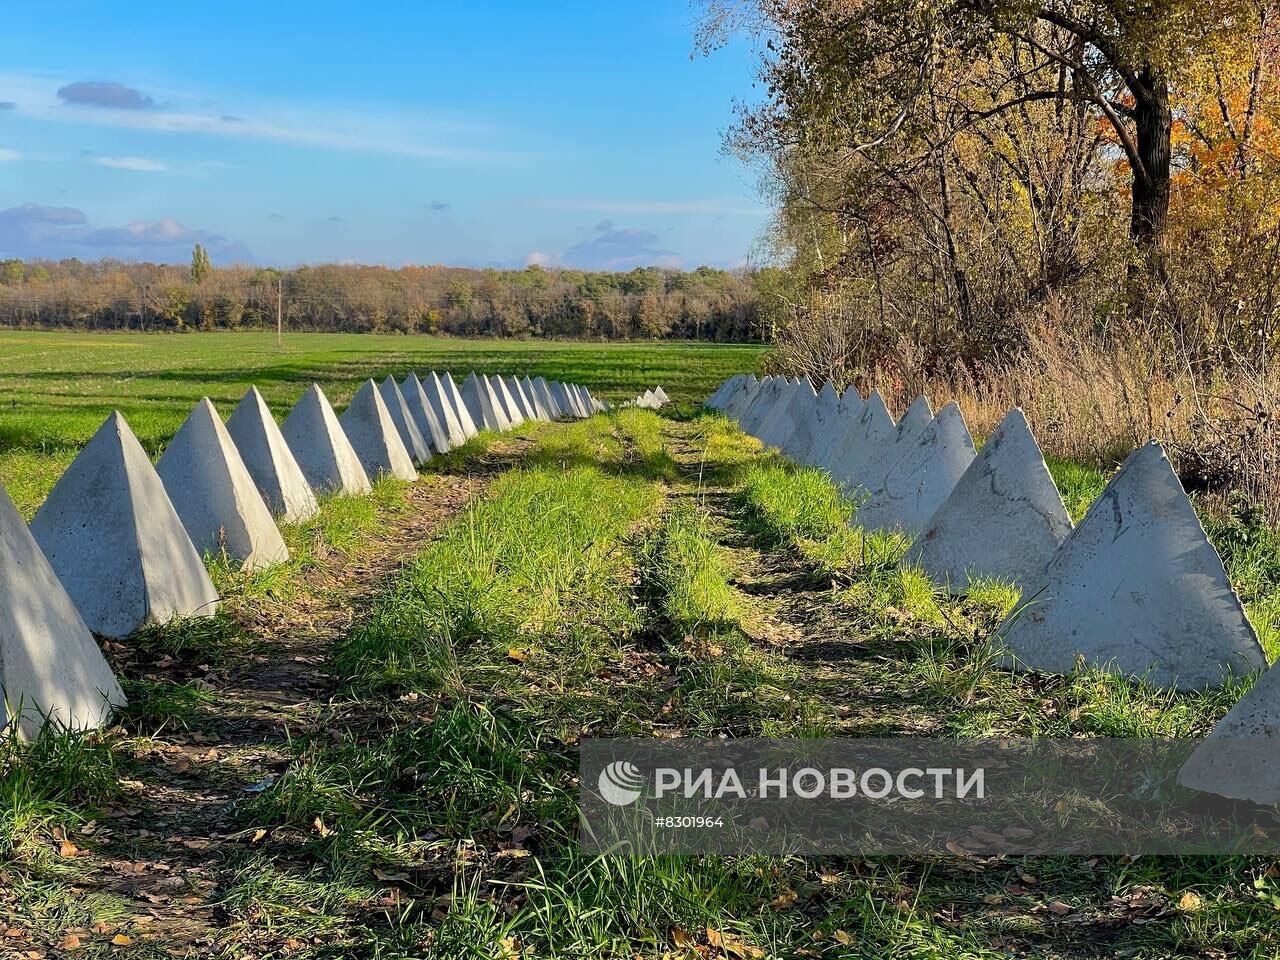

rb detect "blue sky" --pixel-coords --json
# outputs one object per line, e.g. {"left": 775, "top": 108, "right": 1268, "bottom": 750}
{"left": 0, "top": 1, "right": 769, "bottom": 270}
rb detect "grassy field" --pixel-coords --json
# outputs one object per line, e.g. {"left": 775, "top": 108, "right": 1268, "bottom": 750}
{"left": 2, "top": 407, "right": 1277, "bottom": 957}
{"left": 0, "top": 330, "right": 765, "bottom": 515}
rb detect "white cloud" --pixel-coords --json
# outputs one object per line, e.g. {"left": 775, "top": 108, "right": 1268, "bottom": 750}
{"left": 0, "top": 148, "right": 20, "bottom": 161}
{"left": 95, "top": 155, "right": 167, "bottom": 172}
{"left": 0, "top": 72, "right": 527, "bottom": 166}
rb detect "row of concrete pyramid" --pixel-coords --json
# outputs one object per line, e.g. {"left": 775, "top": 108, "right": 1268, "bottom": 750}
{"left": 708, "top": 373, "right": 1280, "bottom": 805}
{"left": 0, "top": 371, "right": 605, "bottom": 739}
{"left": 628, "top": 386, "right": 670, "bottom": 410}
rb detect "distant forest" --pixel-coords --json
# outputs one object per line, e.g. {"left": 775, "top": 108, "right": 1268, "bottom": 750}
{"left": 0, "top": 257, "right": 769, "bottom": 341}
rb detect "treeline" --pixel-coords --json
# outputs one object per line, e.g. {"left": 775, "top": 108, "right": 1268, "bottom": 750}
{"left": 0, "top": 258, "right": 766, "bottom": 341}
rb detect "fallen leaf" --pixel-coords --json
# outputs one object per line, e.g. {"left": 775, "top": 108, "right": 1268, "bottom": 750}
{"left": 769, "top": 889, "right": 798, "bottom": 909}
{"left": 313, "top": 817, "right": 333, "bottom": 838}
{"left": 57, "top": 933, "right": 81, "bottom": 951}
{"left": 250, "top": 829, "right": 267, "bottom": 844}
{"left": 111, "top": 934, "right": 131, "bottom": 946}
{"left": 58, "top": 840, "right": 79, "bottom": 858}
{"left": 833, "top": 929, "right": 854, "bottom": 945}
{"left": 1047, "top": 900, "right": 1073, "bottom": 916}
{"left": 1178, "top": 891, "right": 1203, "bottom": 912}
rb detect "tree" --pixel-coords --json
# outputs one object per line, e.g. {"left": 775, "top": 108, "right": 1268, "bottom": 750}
{"left": 705, "top": 0, "right": 1253, "bottom": 261}
{"left": 190, "top": 243, "right": 212, "bottom": 283}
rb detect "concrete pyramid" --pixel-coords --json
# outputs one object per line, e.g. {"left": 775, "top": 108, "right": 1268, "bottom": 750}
{"left": 707, "top": 375, "right": 742, "bottom": 410}
{"left": 551, "top": 381, "right": 583, "bottom": 418}
{"left": 846, "top": 394, "right": 935, "bottom": 497}
{"left": 401, "top": 373, "right": 449, "bottom": 455}
{"left": 905, "top": 408, "right": 1072, "bottom": 593}
{"left": 507, "top": 376, "right": 534, "bottom": 420}
{"left": 654, "top": 385, "right": 670, "bottom": 404}
{"left": 791, "top": 380, "right": 841, "bottom": 464}
{"left": 509, "top": 376, "right": 541, "bottom": 421}
{"left": 491, "top": 375, "right": 526, "bottom": 426}
{"left": 824, "top": 390, "right": 897, "bottom": 488}
{"left": 752, "top": 379, "right": 797, "bottom": 445}
{"left": 225, "top": 386, "right": 319, "bottom": 523}
{"left": 840, "top": 385, "right": 864, "bottom": 417}
{"left": 462, "top": 371, "right": 511, "bottom": 432}
{"left": 0, "top": 481, "right": 126, "bottom": 737}
{"left": 897, "top": 395, "right": 933, "bottom": 437}
{"left": 380, "top": 376, "right": 431, "bottom": 465}
{"left": 760, "top": 380, "right": 816, "bottom": 452}
{"left": 573, "top": 385, "right": 593, "bottom": 417}
{"left": 439, "top": 372, "right": 480, "bottom": 438}
{"left": 1177, "top": 658, "right": 1280, "bottom": 804}
{"left": 741, "top": 377, "right": 786, "bottom": 435}
{"left": 340, "top": 379, "right": 418, "bottom": 482}
{"left": 31, "top": 412, "right": 220, "bottom": 639}
{"left": 521, "top": 375, "right": 553, "bottom": 420}
{"left": 997, "top": 441, "right": 1267, "bottom": 691}
{"left": 855, "top": 403, "right": 976, "bottom": 533}
{"left": 533, "top": 376, "right": 563, "bottom": 420}
{"left": 548, "top": 381, "right": 572, "bottom": 417}
{"left": 157, "top": 398, "right": 289, "bottom": 571}
{"left": 282, "top": 385, "right": 373, "bottom": 496}
{"left": 421, "top": 371, "right": 469, "bottom": 447}
{"left": 726, "top": 375, "right": 762, "bottom": 421}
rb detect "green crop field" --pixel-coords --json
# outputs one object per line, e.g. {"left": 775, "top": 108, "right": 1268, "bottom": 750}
{"left": 0, "top": 330, "right": 765, "bottom": 516}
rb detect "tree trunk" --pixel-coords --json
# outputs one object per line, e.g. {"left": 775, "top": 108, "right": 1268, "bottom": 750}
{"left": 1130, "top": 68, "right": 1172, "bottom": 255}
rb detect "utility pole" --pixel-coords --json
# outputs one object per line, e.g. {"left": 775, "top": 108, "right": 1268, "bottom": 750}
{"left": 276, "top": 276, "right": 283, "bottom": 347}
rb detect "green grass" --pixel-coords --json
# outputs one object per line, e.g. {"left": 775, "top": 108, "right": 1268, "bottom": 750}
{"left": 0, "top": 330, "right": 762, "bottom": 515}
{"left": 5, "top": 385, "right": 1280, "bottom": 957}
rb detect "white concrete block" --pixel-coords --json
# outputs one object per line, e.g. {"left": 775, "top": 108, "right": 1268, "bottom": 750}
{"left": 401, "top": 372, "right": 449, "bottom": 455}
{"left": 855, "top": 403, "right": 976, "bottom": 533}
{"left": 225, "top": 386, "right": 319, "bottom": 523}
{"left": 0, "top": 481, "right": 126, "bottom": 737}
{"left": 438, "top": 372, "right": 480, "bottom": 438}
{"left": 157, "top": 398, "right": 289, "bottom": 571}
{"left": 520, "top": 375, "right": 553, "bottom": 420}
{"left": 897, "top": 395, "right": 933, "bottom": 437}
{"left": 1178, "top": 658, "right": 1280, "bottom": 804}
{"left": 379, "top": 376, "right": 431, "bottom": 465}
{"left": 998, "top": 441, "right": 1268, "bottom": 690}
{"left": 340, "top": 379, "right": 418, "bottom": 482}
{"left": 31, "top": 412, "right": 220, "bottom": 639}
{"left": 462, "top": 372, "right": 511, "bottom": 432}
{"left": 282, "top": 385, "right": 373, "bottom": 496}
{"left": 532, "top": 376, "right": 563, "bottom": 420}
{"left": 823, "top": 390, "right": 898, "bottom": 487}
{"left": 491, "top": 375, "right": 525, "bottom": 427}
{"left": 905, "top": 408, "right": 1072, "bottom": 593}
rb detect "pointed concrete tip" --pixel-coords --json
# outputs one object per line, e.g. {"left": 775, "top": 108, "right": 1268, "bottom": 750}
{"left": 227, "top": 384, "right": 319, "bottom": 523}
{"left": 380, "top": 374, "right": 432, "bottom": 465}
{"left": 906, "top": 406, "right": 1071, "bottom": 593}
{"left": 996, "top": 437, "right": 1267, "bottom": 690}
{"left": 158, "top": 397, "right": 288, "bottom": 572}
{"left": 282, "top": 384, "right": 373, "bottom": 496}
{"left": 31, "top": 409, "right": 220, "bottom": 639}
{"left": 854, "top": 402, "right": 976, "bottom": 533}
{"left": 340, "top": 379, "right": 417, "bottom": 482}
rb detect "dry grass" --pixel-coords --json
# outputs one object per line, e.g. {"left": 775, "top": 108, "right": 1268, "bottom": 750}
{"left": 866, "top": 316, "right": 1280, "bottom": 519}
